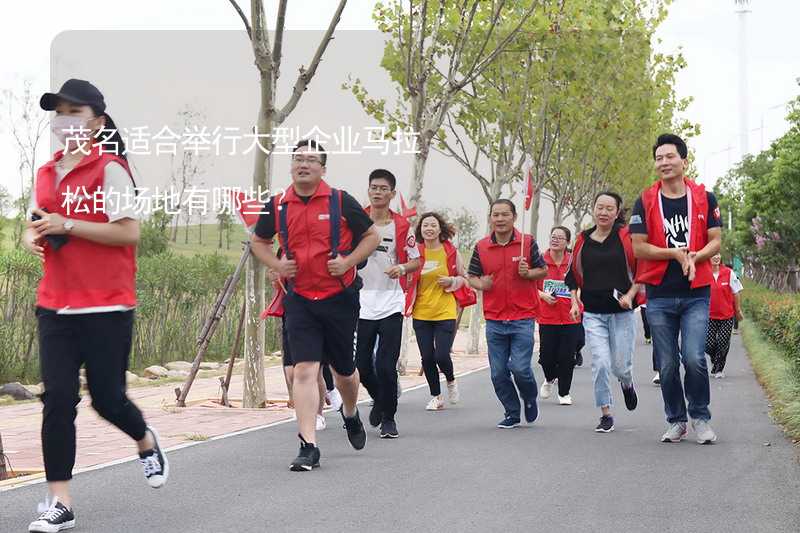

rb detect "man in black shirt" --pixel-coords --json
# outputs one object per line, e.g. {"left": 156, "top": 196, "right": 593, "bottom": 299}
{"left": 630, "top": 133, "right": 722, "bottom": 445}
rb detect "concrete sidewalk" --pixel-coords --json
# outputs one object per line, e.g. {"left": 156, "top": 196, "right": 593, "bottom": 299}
{"left": 0, "top": 330, "right": 488, "bottom": 487}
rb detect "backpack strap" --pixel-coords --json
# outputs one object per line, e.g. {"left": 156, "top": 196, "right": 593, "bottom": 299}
{"left": 276, "top": 197, "right": 292, "bottom": 260}
{"left": 329, "top": 188, "right": 342, "bottom": 258}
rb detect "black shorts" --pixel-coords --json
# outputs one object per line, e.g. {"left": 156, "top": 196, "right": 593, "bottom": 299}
{"left": 283, "top": 285, "right": 360, "bottom": 376}
{"left": 281, "top": 318, "right": 293, "bottom": 367}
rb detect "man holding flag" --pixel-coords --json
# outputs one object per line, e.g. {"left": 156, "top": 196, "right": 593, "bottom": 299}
{"left": 467, "top": 173, "right": 547, "bottom": 428}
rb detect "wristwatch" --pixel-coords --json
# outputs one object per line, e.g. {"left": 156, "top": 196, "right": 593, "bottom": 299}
{"left": 63, "top": 219, "right": 75, "bottom": 233}
{"left": 398, "top": 264, "right": 407, "bottom": 275}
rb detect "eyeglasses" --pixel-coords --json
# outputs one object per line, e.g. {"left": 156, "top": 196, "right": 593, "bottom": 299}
{"left": 292, "top": 155, "right": 322, "bottom": 165}
{"left": 369, "top": 185, "right": 392, "bottom": 193}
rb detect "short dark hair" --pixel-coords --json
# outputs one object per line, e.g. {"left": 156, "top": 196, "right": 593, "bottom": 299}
{"left": 293, "top": 139, "right": 327, "bottom": 166}
{"left": 551, "top": 225, "right": 571, "bottom": 242}
{"left": 368, "top": 169, "right": 396, "bottom": 190}
{"left": 653, "top": 133, "right": 688, "bottom": 159}
{"left": 490, "top": 198, "right": 516, "bottom": 217}
{"left": 414, "top": 211, "right": 455, "bottom": 243}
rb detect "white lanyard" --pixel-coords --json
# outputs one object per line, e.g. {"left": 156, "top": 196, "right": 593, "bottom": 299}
{"left": 658, "top": 183, "right": 692, "bottom": 246}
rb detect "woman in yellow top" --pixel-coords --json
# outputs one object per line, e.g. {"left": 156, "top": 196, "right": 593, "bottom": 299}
{"left": 405, "top": 212, "right": 467, "bottom": 410}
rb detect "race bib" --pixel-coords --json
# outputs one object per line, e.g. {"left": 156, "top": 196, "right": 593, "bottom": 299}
{"left": 543, "top": 279, "right": 570, "bottom": 299}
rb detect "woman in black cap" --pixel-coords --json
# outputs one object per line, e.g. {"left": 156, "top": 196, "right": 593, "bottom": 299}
{"left": 22, "top": 79, "right": 168, "bottom": 533}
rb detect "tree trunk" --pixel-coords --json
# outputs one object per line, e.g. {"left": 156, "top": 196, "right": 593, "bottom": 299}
{"left": 528, "top": 187, "right": 542, "bottom": 239}
{"left": 467, "top": 293, "right": 482, "bottom": 354}
{"left": 218, "top": 223, "right": 223, "bottom": 249}
{"left": 199, "top": 222, "right": 203, "bottom": 245}
{"left": 184, "top": 214, "right": 189, "bottom": 244}
{"left": 398, "top": 317, "right": 413, "bottom": 375}
{"left": 409, "top": 133, "right": 433, "bottom": 210}
{"left": 0, "top": 430, "right": 6, "bottom": 479}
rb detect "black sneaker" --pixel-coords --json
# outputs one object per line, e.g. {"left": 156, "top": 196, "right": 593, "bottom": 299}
{"left": 28, "top": 498, "right": 75, "bottom": 532}
{"left": 139, "top": 426, "right": 169, "bottom": 488}
{"left": 380, "top": 418, "right": 399, "bottom": 439}
{"left": 621, "top": 383, "right": 638, "bottom": 411}
{"left": 524, "top": 398, "right": 538, "bottom": 423}
{"left": 496, "top": 416, "right": 521, "bottom": 429}
{"left": 575, "top": 350, "right": 583, "bottom": 367}
{"left": 368, "top": 402, "right": 382, "bottom": 428}
{"left": 595, "top": 415, "right": 614, "bottom": 433}
{"left": 289, "top": 434, "right": 321, "bottom": 471}
{"left": 341, "top": 408, "right": 367, "bottom": 450}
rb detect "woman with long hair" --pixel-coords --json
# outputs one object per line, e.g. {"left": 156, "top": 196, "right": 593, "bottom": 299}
{"left": 405, "top": 212, "right": 466, "bottom": 411}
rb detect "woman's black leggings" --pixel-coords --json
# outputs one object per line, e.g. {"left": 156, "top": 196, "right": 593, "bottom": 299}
{"left": 412, "top": 319, "right": 456, "bottom": 396}
{"left": 37, "top": 308, "right": 147, "bottom": 481}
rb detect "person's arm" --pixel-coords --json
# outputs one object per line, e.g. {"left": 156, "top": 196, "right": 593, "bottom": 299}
{"left": 466, "top": 244, "right": 492, "bottom": 290}
{"left": 387, "top": 233, "right": 421, "bottom": 278}
{"left": 631, "top": 233, "right": 685, "bottom": 261}
{"left": 250, "top": 199, "right": 297, "bottom": 278}
{"left": 688, "top": 227, "right": 722, "bottom": 265}
{"left": 22, "top": 226, "right": 45, "bottom": 259}
{"left": 618, "top": 282, "right": 641, "bottom": 310}
{"left": 30, "top": 207, "right": 140, "bottom": 246}
{"left": 569, "top": 289, "right": 582, "bottom": 321}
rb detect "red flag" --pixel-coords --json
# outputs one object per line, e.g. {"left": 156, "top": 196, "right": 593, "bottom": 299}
{"left": 398, "top": 191, "right": 417, "bottom": 218}
{"left": 232, "top": 191, "right": 264, "bottom": 229}
{"left": 524, "top": 167, "right": 534, "bottom": 210}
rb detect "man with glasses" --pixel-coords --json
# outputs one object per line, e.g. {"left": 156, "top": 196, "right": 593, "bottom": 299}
{"left": 251, "top": 139, "right": 380, "bottom": 471}
{"left": 356, "top": 169, "right": 421, "bottom": 438}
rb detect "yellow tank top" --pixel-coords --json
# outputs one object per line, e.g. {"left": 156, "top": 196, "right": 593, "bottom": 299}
{"left": 412, "top": 246, "right": 457, "bottom": 321}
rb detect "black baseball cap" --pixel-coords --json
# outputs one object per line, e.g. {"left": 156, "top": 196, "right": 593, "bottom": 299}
{"left": 40, "top": 79, "right": 106, "bottom": 113}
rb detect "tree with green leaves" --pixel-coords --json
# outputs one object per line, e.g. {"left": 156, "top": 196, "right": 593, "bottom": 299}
{"left": 347, "top": 0, "right": 538, "bottom": 210}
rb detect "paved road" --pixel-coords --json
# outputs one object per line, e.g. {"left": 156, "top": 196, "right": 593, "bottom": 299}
{"left": 3, "top": 331, "right": 799, "bottom": 532}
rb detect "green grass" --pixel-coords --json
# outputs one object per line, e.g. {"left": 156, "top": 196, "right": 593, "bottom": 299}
{"left": 168, "top": 224, "right": 249, "bottom": 264}
{"left": 741, "top": 319, "right": 800, "bottom": 443}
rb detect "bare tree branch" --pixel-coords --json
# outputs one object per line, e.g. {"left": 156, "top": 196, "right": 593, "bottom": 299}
{"left": 228, "top": 0, "right": 253, "bottom": 40}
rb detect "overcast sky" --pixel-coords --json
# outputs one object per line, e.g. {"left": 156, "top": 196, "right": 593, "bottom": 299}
{"left": 1, "top": 0, "right": 797, "bottom": 237}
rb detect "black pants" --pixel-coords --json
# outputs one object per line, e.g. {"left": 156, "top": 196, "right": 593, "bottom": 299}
{"left": 705, "top": 318, "right": 735, "bottom": 373}
{"left": 37, "top": 308, "right": 147, "bottom": 482}
{"left": 412, "top": 319, "right": 456, "bottom": 397}
{"left": 641, "top": 307, "right": 651, "bottom": 340}
{"left": 538, "top": 323, "right": 581, "bottom": 396}
{"left": 356, "top": 313, "right": 403, "bottom": 419}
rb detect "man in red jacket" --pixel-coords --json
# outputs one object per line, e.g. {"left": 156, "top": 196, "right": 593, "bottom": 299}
{"left": 630, "top": 133, "right": 722, "bottom": 445}
{"left": 251, "top": 139, "right": 380, "bottom": 471}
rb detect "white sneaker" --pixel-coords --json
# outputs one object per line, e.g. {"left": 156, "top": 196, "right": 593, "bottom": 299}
{"left": 712, "top": 371, "right": 725, "bottom": 379}
{"left": 425, "top": 396, "right": 445, "bottom": 411}
{"left": 692, "top": 419, "right": 717, "bottom": 444}
{"left": 540, "top": 380, "right": 556, "bottom": 399}
{"left": 327, "top": 388, "right": 343, "bottom": 411}
{"left": 316, "top": 414, "right": 327, "bottom": 431}
{"left": 558, "top": 394, "right": 572, "bottom": 405}
{"left": 446, "top": 380, "right": 460, "bottom": 404}
{"left": 652, "top": 372, "right": 661, "bottom": 385}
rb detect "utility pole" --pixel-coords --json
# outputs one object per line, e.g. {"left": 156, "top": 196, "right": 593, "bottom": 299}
{"left": 735, "top": 0, "right": 751, "bottom": 159}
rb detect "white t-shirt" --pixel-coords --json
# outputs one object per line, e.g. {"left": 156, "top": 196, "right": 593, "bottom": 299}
{"left": 30, "top": 160, "right": 139, "bottom": 314}
{"left": 714, "top": 268, "right": 744, "bottom": 294}
{"left": 359, "top": 221, "right": 420, "bottom": 320}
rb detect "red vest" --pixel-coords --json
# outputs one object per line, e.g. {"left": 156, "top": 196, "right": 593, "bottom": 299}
{"left": 635, "top": 178, "right": 713, "bottom": 289}
{"left": 35, "top": 146, "right": 137, "bottom": 310}
{"left": 404, "top": 240, "right": 459, "bottom": 316}
{"left": 709, "top": 266, "right": 736, "bottom": 320}
{"left": 275, "top": 179, "right": 357, "bottom": 300}
{"left": 364, "top": 206, "right": 412, "bottom": 292}
{"left": 475, "top": 230, "right": 539, "bottom": 321}
{"left": 536, "top": 250, "right": 581, "bottom": 325}
{"left": 570, "top": 225, "right": 637, "bottom": 288}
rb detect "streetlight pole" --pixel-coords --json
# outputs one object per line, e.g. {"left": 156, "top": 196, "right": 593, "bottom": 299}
{"left": 736, "top": 0, "right": 751, "bottom": 159}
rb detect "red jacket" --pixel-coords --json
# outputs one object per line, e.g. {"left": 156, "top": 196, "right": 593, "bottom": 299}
{"left": 275, "top": 179, "right": 357, "bottom": 300}
{"left": 536, "top": 250, "right": 581, "bottom": 325}
{"left": 635, "top": 178, "right": 713, "bottom": 289}
{"left": 709, "top": 266, "right": 736, "bottom": 320}
{"left": 475, "top": 230, "right": 540, "bottom": 321}
{"left": 35, "top": 146, "right": 137, "bottom": 310}
{"left": 364, "top": 206, "right": 412, "bottom": 292}
{"left": 404, "top": 240, "right": 464, "bottom": 316}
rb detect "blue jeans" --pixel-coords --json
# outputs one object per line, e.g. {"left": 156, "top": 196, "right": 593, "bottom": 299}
{"left": 485, "top": 319, "right": 538, "bottom": 419}
{"left": 583, "top": 311, "right": 635, "bottom": 408}
{"left": 646, "top": 296, "right": 711, "bottom": 423}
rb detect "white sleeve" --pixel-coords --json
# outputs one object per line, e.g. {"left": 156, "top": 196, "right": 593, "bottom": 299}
{"left": 729, "top": 270, "right": 743, "bottom": 294}
{"left": 405, "top": 228, "right": 420, "bottom": 260}
{"left": 102, "top": 162, "right": 139, "bottom": 222}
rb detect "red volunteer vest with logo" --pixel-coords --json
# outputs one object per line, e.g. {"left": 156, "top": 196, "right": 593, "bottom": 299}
{"left": 275, "top": 180, "right": 357, "bottom": 300}
{"left": 364, "top": 206, "right": 412, "bottom": 292}
{"left": 635, "top": 178, "right": 713, "bottom": 289}
{"left": 536, "top": 250, "right": 581, "bottom": 325}
{"left": 709, "top": 266, "right": 736, "bottom": 320}
{"left": 475, "top": 230, "right": 539, "bottom": 321}
{"left": 403, "top": 239, "right": 459, "bottom": 316}
{"left": 35, "top": 146, "right": 137, "bottom": 310}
